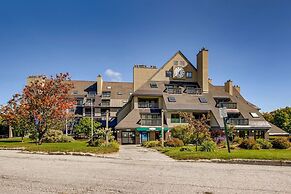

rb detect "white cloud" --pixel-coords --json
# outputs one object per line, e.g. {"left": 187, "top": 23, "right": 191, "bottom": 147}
{"left": 105, "top": 69, "right": 122, "bottom": 82}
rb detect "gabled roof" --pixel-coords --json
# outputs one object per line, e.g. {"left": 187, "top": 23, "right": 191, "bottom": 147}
{"left": 148, "top": 50, "right": 197, "bottom": 81}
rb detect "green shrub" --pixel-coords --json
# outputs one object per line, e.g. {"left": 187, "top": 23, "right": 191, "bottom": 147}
{"left": 100, "top": 140, "right": 119, "bottom": 149}
{"left": 256, "top": 138, "right": 272, "bottom": 149}
{"left": 171, "top": 125, "right": 192, "bottom": 144}
{"left": 165, "top": 138, "right": 184, "bottom": 147}
{"left": 272, "top": 137, "right": 290, "bottom": 149}
{"left": 88, "top": 139, "right": 105, "bottom": 147}
{"left": 200, "top": 140, "right": 217, "bottom": 152}
{"left": 180, "top": 146, "right": 192, "bottom": 152}
{"left": 43, "top": 130, "right": 75, "bottom": 143}
{"left": 142, "top": 141, "right": 161, "bottom": 148}
{"left": 239, "top": 138, "right": 258, "bottom": 149}
{"left": 233, "top": 137, "right": 243, "bottom": 144}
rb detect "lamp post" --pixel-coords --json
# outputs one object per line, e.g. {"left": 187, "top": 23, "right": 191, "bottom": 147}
{"left": 90, "top": 97, "right": 94, "bottom": 144}
{"left": 161, "top": 109, "right": 164, "bottom": 147}
{"left": 219, "top": 107, "right": 230, "bottom": 153}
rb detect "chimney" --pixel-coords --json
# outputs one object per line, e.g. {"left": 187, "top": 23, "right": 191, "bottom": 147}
{"left": 224, "top": 80, "right": 233, "bottom": 95}
{"left": 234, "top": 85, "right": 241, "bottom": 93}
{"left": 133, "top": 64, "right": 158, "bottom": 91}
{"left": 97, "top": 74, "right": 103, "bottom": 95}
{"left": 197, "top": 48, "right": 209, "bottom": 93}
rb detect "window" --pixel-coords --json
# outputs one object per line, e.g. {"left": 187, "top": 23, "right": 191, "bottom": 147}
{"left": 250, "top": 112, "right": 259, "bottom": 118}
{"left": 88, "top": 91, "right": 96, "bottom": 96}
{"left": 102, "top": 91, "right": 111, "bottom": 98}
{"left": 117, "top": 92, "right": 122, "bottom": 95}
{"left": 165, "top": 71, "right": 173, "bottom": 77}
{"left": 150, "top": 82, "right": 158, "bottom": 88}
{"left": 199, "top": 97, "right": 208, "bottom": 103}
{"left": 107, "top": 86, "right": 111, "bottom": 89}
{"left": 174, "top": 61, "right": 178, "bottom": 65}
{"left": 171, "top": 114, "right": 187, "bottom": 123}
{"left": 186, "top": 72, "right": 192, "bottom": 78}
{"left": 180, "top": 61, "right": 185, "bottom": 66}
{"left": 76, "top": 98, "right": 83, "bottom": 106}
{"left": 168, "top": 96, "right": 176, "bottom": 102}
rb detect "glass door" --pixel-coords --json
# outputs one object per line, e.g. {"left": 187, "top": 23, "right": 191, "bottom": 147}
{"left": 121, "top": 131, "right": 135, "bottom": 144}
{"left": 140, "top": 132, "right": 149, "bottom": 143}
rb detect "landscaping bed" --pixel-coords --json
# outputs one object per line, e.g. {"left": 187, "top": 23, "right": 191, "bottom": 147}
{"left": 155, "top": 146, "right": 291, "bottom": 161}
{"left": 0, "top": 137, "right": 119, "bottom": 154}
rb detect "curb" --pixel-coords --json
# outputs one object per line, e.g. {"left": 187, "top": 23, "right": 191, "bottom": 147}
{"left": 0, "top": 147, "right": 118, "bottom": 158}
{"left": 180, "top": 158, "right": 291, "bottom": 166}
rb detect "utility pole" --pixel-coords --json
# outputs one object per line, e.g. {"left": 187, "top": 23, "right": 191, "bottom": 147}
{"left": 65, "top": 109, "right": 68, "bottom": 136}
{"left": 161, "top": 109, "right": 164, "bottom": 147}
{"left": 106, "top": 110, "right": 109, "bottom": 144}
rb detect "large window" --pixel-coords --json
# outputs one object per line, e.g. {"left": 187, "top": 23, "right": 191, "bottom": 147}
{"left": 140, "top": 114, "right": 161, "bottom": 126}
{"left": 76, "top": 98, "right": 83, "bottom": 106}
{"left": 171, "top": 114, "right": 186, "bottom": 123}
{"left": 138, "top": 98, "right": 159, "bottom": 108}
{"left": 102, "top": 91, "right": 111, "bottom": 98}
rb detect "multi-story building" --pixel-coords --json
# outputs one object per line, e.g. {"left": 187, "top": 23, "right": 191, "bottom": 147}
{"left": 115, "top": 48, "right": 283, "bottom": 144}
{"left": 26, "top": 48, "right": 288, "bottom": 143}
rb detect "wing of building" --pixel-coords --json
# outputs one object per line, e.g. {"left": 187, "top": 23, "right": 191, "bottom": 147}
{"left": 26, "top": 48, "right": 289, "bottom": 144}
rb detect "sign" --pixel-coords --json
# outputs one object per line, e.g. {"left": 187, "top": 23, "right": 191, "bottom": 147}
{"left": 219, "top": 107, "right": 228, "bottom": 118}
{"left": 149, "top": 127, "right": 156, "bottom": 131}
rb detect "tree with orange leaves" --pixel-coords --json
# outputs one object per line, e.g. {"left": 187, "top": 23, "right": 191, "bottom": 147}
{"left": 1, "top": 73, "right": 75, "bottom": 144}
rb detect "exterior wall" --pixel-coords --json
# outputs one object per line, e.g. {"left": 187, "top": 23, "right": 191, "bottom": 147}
{"left": 133, "top": 66, "right": 158, "bottom": 92}
{"left": 151, "top": 53, "right": 198, "bottom": 83}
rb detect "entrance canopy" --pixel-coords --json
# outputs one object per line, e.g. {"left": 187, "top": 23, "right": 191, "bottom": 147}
{"left": 136, "top": 127, "right": 170, "bottom": 132}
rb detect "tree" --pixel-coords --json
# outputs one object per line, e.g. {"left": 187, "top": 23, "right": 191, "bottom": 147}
{"left": 178, "top": 112, "right": 210, "bottom": 151}
{"left": 1, "top": 73, "right": 75, "bottom": 144}
{"left": 74, "top": 117, "right": 101, "bottom": 137}
{"left": 263, "top": 107, "right": 291, "bottom": 134}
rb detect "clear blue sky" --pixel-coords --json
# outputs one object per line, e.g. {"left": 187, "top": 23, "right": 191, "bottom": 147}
{"left": 0, "top": 0, "right": 290, "bottom": 112}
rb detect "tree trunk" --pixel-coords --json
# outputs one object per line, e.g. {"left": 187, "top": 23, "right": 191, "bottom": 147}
{"left": 8, "top": 126, "right": 13, "bottom": 138}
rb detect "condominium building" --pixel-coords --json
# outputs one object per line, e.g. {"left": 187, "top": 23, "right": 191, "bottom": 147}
{"left": 26, "top": 48, "right": 287, "bottom": 143}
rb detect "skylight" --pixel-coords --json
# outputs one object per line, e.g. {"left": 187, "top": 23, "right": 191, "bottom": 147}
{"left": 168, "top": 96, "right": 176, "bottom": 102}
{"left": 250, "top": 112, "right": 259, "bottom": 118}
{"left": 199, "top": 97, "right": 208, "bottom": 103}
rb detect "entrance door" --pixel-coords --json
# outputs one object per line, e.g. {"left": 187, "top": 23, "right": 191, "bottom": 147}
{"left": 121, "top": 131, "right": 135, "bottom": 144}
{"left": 140, "top": 132, "right": 149, "bottom": 143}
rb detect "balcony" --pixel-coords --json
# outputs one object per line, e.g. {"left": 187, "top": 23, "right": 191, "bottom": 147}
{"left": 141, "top": 119, "right": 162, "bottom": 126}
{"left": 227, "top": 118, "right": 249, "bottom": 125}
{"left": 138, "top": 102, "right": 159, "bottom": 108}
{"left": 101, "top": 102, "right": 110, "bottom": 107}
{"left": 218, "top": 102, "right": 237, "bottom": 109}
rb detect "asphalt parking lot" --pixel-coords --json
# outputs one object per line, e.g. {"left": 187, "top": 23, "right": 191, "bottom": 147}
{"left": 0, "top": 146, "right": 290, "bottom": 194}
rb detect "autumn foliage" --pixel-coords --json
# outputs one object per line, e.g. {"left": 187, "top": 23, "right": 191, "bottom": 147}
{"left": 0, "top": 73, "right": 75, "bottom": 144}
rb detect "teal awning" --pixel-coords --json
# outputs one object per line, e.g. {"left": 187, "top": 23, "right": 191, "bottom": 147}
{"left": 136, "top": 127, "right": 169, "bottom": 132}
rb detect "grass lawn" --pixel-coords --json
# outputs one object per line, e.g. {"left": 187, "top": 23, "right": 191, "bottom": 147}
{"left": 156, "top": 146, "right": 291, "bottom": 161}
{"left": 0, "top": 137, "right": 119, "bottom": 154}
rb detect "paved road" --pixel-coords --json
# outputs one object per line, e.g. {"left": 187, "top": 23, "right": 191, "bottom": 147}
{"left": 0, "top": 146, "right": 290, "bottom": 194}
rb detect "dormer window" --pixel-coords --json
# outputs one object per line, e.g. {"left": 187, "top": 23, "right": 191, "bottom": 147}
{"left": 150, "top": 82, "right": 158, "bottom": 88}
{"left": 102, "top": 91, "right": 111, "bottom": 98}
{"left": 88, "top": 91, "right": 96, "bottom": 96}
{"left": 174, "top": 61, "right": 178, "bottom": 65}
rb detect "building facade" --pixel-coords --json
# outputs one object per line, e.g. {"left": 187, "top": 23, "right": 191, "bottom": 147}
{"left": 27, "top": 48, "right": 283, "bottom": 143}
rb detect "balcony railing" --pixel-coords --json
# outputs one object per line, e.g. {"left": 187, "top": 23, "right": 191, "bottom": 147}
{"left": 227, "top": 118, "right": 249, "bottom": 125}
{"left": 138, "top": 102, "right": 159, "bottom": 108}
{"left": 167, "top": 88, "right": 182, "bottom": 94}
{"left": 218, "top": 102, "right": 237, "bottom": 109}
{"left": 186, "top": 88, "right": 202, "bottom": 95}
{"left": 101, "top": 102, "right": 110, "bottom": 107}
{"left": 141, "top": 119, "right": 161, "bottom": 126}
